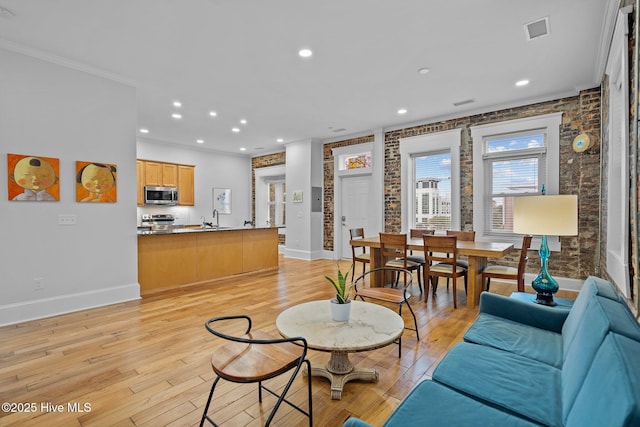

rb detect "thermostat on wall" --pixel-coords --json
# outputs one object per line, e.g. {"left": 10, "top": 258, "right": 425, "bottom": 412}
{"left": 572, "top": 133, "right": 591, "bottom": 152}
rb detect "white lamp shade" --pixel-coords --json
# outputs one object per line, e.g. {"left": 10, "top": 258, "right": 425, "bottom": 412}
{"left": 513, "top": 195, "right": 578, "bottom": 236}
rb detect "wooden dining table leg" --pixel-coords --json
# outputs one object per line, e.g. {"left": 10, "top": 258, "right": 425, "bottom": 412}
{"left": 466, "top": 256, "right": 487, "bottom": 307}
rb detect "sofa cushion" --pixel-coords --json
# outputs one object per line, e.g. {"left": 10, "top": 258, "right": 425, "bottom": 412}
{"left": 562, "top": 276, "right": 626, "bottom": 351}
{"left": 432, "top": 342, "right": 562, "bottom": 426}
{"left": 464, "top": 312, "right": 563, "bottom": 367}
{"left": 561, "top": 295, "right": 640, "bottom": 419}
{"left": 566, "top": 333, "right": 640, "bottom": 427}
{"left": 383, "top": 380, "right": 539, "bottom": 427}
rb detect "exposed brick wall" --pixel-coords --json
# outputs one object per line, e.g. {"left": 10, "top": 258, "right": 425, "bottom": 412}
{"left": 383, "top": 89, "right": 602, "bottom": 280}
{"left": 251, "top": 152, "right": 286, "bottom": 245}
{"left": 323, "top": 135, "right": 375, "bottom": 251}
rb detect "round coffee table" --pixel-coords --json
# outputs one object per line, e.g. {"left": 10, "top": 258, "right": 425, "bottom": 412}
{"left": 276, "top": 300, "right": 404, "bottom": 399}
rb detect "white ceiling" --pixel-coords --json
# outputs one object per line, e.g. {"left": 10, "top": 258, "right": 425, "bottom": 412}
{"left": 0, "top": 0, "right": 615, "bottom": 156}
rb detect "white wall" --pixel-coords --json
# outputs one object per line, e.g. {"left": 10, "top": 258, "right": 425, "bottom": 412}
{"left": 0, "top": 48, "right": 139, "bottom": 326}
{"left": 136, "top": 140, "right": 251, "bottom": 227}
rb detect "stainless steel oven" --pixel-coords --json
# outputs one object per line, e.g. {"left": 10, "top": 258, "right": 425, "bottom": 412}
{"left": 144, "top": 186, "right": 178, "bottom": 205}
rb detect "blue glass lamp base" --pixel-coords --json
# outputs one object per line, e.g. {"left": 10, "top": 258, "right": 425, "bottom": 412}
{"left": 532, "top": 235, "right": 558, "bottom": 307}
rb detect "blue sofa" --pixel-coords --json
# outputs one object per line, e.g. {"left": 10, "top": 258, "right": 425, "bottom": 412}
{"left": 344, "top": 276, "right": 640, "bottom": 427}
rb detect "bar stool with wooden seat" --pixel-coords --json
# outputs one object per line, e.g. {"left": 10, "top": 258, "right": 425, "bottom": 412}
{"left": 353, "top": 266, "right": 420, "bottom": 357}
{"left": 200, "top": 315, "right": 312, "bottom": 427}
{"left": 349, "top": 228, "right": 371, "bottom": 282}
{"left": 380, "top": 232, "right": 422, "bottom": 292}
{"left": 483, "top": 234, "right": 533, "bottom": 293}
{"left": 422, "top": 235, "right": 468, "bottom": 309}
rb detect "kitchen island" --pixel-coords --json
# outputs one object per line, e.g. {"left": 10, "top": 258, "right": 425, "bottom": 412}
{"left": 137, "top": 226, "right": 278, "bottom": 294}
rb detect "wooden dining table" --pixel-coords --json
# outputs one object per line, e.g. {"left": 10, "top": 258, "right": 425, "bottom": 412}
{"left": 351, "top": 235, "right": 514, "bottom": 308}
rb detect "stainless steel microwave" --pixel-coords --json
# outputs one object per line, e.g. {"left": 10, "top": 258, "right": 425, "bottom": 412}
{"left": 144, "top": 186, "right": 178, "bottom": 205}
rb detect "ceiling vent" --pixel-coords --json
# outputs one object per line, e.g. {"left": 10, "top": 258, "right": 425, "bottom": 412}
{"left": 525, "top": 17, "right": 549, "bottom": 40}
{"left": 453, "top": 99, "right": 475, "bottom": 107}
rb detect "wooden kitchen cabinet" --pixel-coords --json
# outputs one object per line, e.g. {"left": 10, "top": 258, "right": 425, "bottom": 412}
{"left": 137, "top": 160, "right": 145, "bottom": 206}
{"left": 144, "top": 161, "right": 178, "bottom": 187}
{"left": 138, "top": 159, "right": 195, "bottom": 206}
{"left": 178, "top": 165, "right": 195, "bottom": 206}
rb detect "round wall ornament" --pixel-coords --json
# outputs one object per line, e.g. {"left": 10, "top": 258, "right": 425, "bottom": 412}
{"left": 572, "top": 133, "right": 591, "bottom": 152}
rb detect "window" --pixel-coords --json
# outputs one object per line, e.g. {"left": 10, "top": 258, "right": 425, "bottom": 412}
{"left": 414, "top": 151, "right": 452, "bottom": 230}
{"left": 400, "top": 129, "right": 461, "bottom": 232}
{"left": 267, "top": 180, "right": 286, "bottom": 227}
{"left": 483, "top": 131, "right": 546, "bottom": 234}
{"left": 471, "top": 113, "right": 562, "bottom": 247}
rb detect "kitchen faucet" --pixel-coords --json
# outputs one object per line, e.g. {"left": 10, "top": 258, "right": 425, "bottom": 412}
{"left": 212, "top": 209, "right": 219, "bottom": 229}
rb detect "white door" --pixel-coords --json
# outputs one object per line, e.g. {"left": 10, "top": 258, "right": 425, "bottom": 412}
{"left": 340, "top": 175, "right": 372, "bottom": 259}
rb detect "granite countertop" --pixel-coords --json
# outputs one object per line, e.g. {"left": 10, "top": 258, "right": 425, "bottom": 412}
{"left": 137, "top": 225, "right": 282, "bottom": 236}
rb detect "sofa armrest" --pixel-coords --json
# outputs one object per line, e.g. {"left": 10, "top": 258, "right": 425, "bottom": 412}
{"left": 343, "top": 417, "right": 374, "bottom": 427}
{"left": 479, "top": 292, "right": 569, "bottom": 333}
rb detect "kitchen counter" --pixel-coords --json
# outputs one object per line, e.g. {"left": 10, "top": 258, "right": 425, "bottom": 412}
{"left": 136, "top": 225, "right": 279, "bottom": 235}
{"left": 137, "top": 227, "right": 278, "bottom": 294}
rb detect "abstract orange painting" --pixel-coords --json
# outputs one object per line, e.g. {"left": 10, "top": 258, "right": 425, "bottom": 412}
{"left": 7, "top": 153, "right": 60, "bottom": 201}
{"left": 75, "top": 161, "right": 117, "bottom": 203}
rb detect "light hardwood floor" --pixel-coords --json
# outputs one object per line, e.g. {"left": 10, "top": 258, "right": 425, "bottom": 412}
{"left": 0, "top": 257, "right": 577, "bottom": 426}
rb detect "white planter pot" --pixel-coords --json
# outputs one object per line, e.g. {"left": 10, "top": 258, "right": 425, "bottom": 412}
{"left": 330, "top": 299, "right": 351, "bottom": 322}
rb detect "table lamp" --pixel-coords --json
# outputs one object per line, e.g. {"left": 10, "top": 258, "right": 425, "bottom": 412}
{"left": 513, "top": 194, "right": 578, "bottom": 306}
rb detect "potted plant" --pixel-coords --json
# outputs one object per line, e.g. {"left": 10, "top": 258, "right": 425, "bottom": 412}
{"left": 325, "top": 264, "right": 353, "bottom": 321}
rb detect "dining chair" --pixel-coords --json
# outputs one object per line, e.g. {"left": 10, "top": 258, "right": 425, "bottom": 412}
{"left": 443, "top": 230, "right": 475, "bottom": 290}
{"left": 422, "top": 235, "right": 468, "bottom": 309}
{"left": 349, "top": 228, "right": 371, "bottom": 282}
{"left": 353, "top": 266, "right": 420, "bottom": 357}
{"left": 201, "top": 315, "right": 312, "bottom": 427}
{"left": 380, "top": 232, "right": 423, "bottom": 293}
{"left": 482, "top": 234, "right": 533, "bottom": 293}
{"left": 407, "top": 229, "right": 435, "bottom": 294}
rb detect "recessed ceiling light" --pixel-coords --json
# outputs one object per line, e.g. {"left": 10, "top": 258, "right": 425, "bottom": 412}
{"left": 516, "top": 79, "right": 530, "bottom": 87}
{"left": 196, "top": 139, "right": 204, "bottom": 144}
{"left": 173, "top": 101, "right": 182, "bottom": 108}
{"left": 397, "top": 108, "right": 408, "bottom": 115}
{"left": 232, "top": 127, "right": 240, "bottom": 133}
{"left": 139, "top": 128, "right": 149, "bottom": 134}
{"left": 277, "top": 138, "right": 284, "bottom": 143}
{"left": 418, "top": 67, "right": 430, "bottom": 75}
{"left": 240, "top": 119, "right": 247, "bottom": 125}
{"left": 172, "top": 113, "right": 182, "bottom": 119}
{"left": 298, "top": 48, "right": 313, "bottom": 58}
{"left": 240, "top": 147, "right": 247, "bottom": 151}
{"left": 209, "top": 111, "right": 217, "bottom": 117}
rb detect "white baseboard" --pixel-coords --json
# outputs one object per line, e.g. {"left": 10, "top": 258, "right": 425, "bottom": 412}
{"left": 0, "top": 283, "right": 140, "bottom": 327}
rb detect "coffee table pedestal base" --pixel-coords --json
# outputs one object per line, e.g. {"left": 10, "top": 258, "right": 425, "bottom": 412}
{"left": 304, "top": 351, "right": 378, "bottom": 400}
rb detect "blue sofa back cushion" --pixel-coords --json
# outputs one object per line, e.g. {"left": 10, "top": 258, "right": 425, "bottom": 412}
{"left": 566, "top": 333, "right": 640, "bottom": 427}
{"left": 562, "top": 276, "right": 626, "bottom": 350}
{"left": 562, "top": 295, "right": 640, "bottom": 419}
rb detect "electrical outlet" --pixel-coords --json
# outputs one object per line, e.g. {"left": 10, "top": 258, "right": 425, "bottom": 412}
{"left": 58, "top": 214, "right": 77, "bottom": 225}
{"left": 34, "top": 277, "right": 44, "bottom": 290}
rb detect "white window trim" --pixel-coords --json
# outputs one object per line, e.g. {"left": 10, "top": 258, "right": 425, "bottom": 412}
{"left": 471, "top": 112, "right": 562, "bottom": 250}
{"left": 605, "top": 7, "right": 631, "bottom": 297}
{"left": 254, "top": 165, "right": 286, "bottom": 231}
{"left": 399, "top": 129, "right": 461, "bottom": 233}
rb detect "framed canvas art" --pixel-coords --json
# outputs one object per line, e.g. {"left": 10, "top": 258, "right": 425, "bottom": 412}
{"left": 7, "top": 153, "right": 60, "bottom": 201}
{"left": 76, "top": 161, "right": 117, "bottom": 202}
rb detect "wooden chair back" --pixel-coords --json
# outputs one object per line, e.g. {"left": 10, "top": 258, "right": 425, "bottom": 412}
{"left": 350, "top": 228, "right": 367, "bottom": 257}
{"left": 410, "top": 228, "right": 435, "bottom": 239}
{"left": 516, "top": 234, "right": 533, "bottom": 287}
{"left": 379, "top": 232, "right": 409, "bottom": 267}
{"left": 446, "top": 230, "right": 476, "bottom": 241}
{"left": 423, "top": 235, "right": 458, "bottom": 268}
